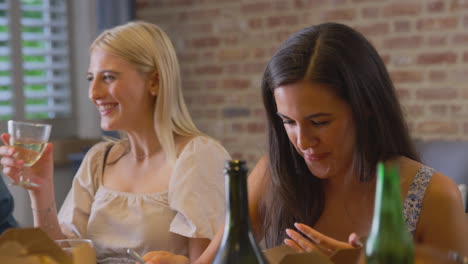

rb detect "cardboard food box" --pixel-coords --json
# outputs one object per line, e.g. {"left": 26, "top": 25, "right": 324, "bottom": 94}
{"left": 0, "top": 228, "right": 96, "bottom": 264}
{"left": 264, "top": 245, "right": 361, "bottom": 264}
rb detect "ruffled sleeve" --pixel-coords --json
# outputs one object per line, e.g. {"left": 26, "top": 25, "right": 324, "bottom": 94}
{"left": 58, "top": 142, "right": 112, "bottom": 238}
{"left": 168, "top": 137, "right": 230, "bottom": 239}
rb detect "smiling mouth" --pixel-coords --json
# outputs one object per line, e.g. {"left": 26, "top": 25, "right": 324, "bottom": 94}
{"left": 304, "top": 153, "right": 330, "bottom": 161}
{"left": 97, "top": 104, "right": 118, "bottom": 115}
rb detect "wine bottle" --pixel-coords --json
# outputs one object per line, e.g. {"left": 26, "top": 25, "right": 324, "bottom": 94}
{"left": 365, "top": 161, "right": 414, "bottom": 264}
{"left": 213, "top": 160, "right": 267, "bottom": 264}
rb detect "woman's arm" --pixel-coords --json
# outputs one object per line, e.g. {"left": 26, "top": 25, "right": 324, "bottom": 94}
{"left": 0, "top": 133, "right": 64, "bottom": 239}
{"left": 416, "top": 172, "right": 468, "bottom": 255}
{"left": 144, "top": 157, "right": 269, "bottom": 264}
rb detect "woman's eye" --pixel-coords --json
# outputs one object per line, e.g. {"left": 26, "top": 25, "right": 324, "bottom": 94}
{"left": 312, "top": 120, "right": 329, "bottom": 127}
{"left": 103, "top": 75, "right": 116, "bottom": 81}
{"left": 282, "top": 119, "right": 295, "bottom": 125}
{"left": 86, "top": 75, "right": 93, "bottom": 82}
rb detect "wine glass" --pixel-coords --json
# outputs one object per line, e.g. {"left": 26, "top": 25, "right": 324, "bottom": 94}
{"left": 7, "top": 120, "right": 52, "bottom": 188}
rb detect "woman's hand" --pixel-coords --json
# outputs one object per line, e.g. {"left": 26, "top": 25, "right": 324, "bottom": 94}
{"left": 0, "top": 133, "right": 54, "bottom": 191}
{"left": 140, "top": 251, "right": 190, "bottom": 264}
{"left": 285, "top": 222, "right": 361, "bottom": 256}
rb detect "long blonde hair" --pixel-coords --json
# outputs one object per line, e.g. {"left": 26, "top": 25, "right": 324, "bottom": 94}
{"left": 90, "top": 21, "right": 203, "bottom": 164}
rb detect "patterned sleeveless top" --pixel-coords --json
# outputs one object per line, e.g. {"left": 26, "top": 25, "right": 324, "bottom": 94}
{"left": 403, "top": 165, "right": 436, "bottom": 235}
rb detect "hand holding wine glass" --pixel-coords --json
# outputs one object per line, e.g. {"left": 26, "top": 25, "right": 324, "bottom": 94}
{"left": 0, "top": 120, "right": 52, "bottom": 189}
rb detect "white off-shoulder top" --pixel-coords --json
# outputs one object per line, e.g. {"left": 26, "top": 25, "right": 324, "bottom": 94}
{"left": 58, "top": 136, "right": 230, "bottom": 264}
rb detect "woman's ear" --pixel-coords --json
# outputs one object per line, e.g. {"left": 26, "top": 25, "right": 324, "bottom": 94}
{"left": 148, "top": 71, "right": 159, "bottom": 96}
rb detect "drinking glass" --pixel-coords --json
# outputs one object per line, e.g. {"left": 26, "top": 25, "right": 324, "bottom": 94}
{"left": 55, "top": 238, "right": 96, "bottom": 262}
{"left": 8, "top": 120, "right": 51, "bottom": 188}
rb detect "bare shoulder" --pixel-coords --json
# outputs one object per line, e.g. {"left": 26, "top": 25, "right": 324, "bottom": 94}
{"left": 414, "top": 165, "right": 467, "bottom": 253}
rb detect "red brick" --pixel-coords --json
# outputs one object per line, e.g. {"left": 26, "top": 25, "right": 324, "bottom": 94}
{"left": 247, "top": 122, "right": 265, "bottom": 133}
{"left": 453, "top": 34, "right": 468, "bottom": 45}
{"left": 186, "top": 8, "right": 221, "bottom": 21}
{"left": 241, "top": 2, "right": 272, "bottom": 13}
{"left": 136, "top": 0, "right": 150, "bottom": 8}
{"left": 204, "top": 80, "right": 218, "bottom": 90}
{"left": 464, "top": 52, "right": 468, "bottom": 62}
{"left": 294, "top": 0, "right": 326, "bottom": 8}
{"left": 417, "top": 17, "right": 458, "bottom": 31}
{"left": 417, "top": 121, "right": 458, "bottom": 134}
{"left": 232, "top": 123, "right": 245, "bottom": 133}
{"left": 248, "top": 18, "right": 264, "bottom": 29}
{"left": 243, "top": 63, "right": 266, "bottom": 74}
{"left": 219, "top": 48, "right": 250, "bottom": 61}
{"left": 404, "top": 104, "right": 424, "bottom": 118}
{"left": 267, "top": 15, "right": 299, "bottom": 27}
{"left": 390, "top": 71, "right": 423, "bottom": 83}
{"left": 222, "top": 36, "right": 239, "bottom": 46}
{"left": 464, "top": 123, "right": 468, "bottom": 135}
{"left": 396, "top": 87, "right": 411, "bottom": 100}
{"left": 225, "top": 64, "right": 241, "bottom": 74}
{"left": 427, "top": 36, "right": 447, "bottom": 47}
{"left": 356, "top": 23, "right": 389, "bottom": 36}
{"left": 222, "top": 79, "right": 251, "bottom": 89}
{"left": 427, "top": 0, "right": 445, "bottom": 12}
{"left": 429, "top": 104, "right": 447, "bottom": 115}
{"left": 194, "top": 65, "right": 223, "bottom": 75}
{"left": 381, "top": 54, "right": 391, "bottom": 64}
{"left": 362, "top": 7, "right": 379, "bottom": 19}
{"left": 323, "top": 8, "right": 356, "bottom": 21}
{"left": 394, "top": 21, "right": 411, "bottom": 32}
{"left": 451, "top": 105, "right": 464, "bottom": 116}
{"left": 450, "top": 0, "right": 468, "bottom": 10}
{"left": 383, "top": 36, "right": 423, "bottom": 49}
{"left": 382, "top": 3, "right": 422, "bottom": 17}
{"left": 417, "top": 52, "right": 457, "bottom": 65}
{"left": 190, "top": 37, "right": 220, "bottom": 48}
{"left": 429, "top": 71, "right": 447, "bottom": 82}
{"left": 182, "top": 23, "right": 213, "bottom": 34}
{"left": 450, "top": 70, "right": 468, "bottom": 82}
{"left": 178, "top": 52, "right": 198, "bottom": 63}
{"left": 150, "top": 0, "right": 194, "bottom": 6}
{"left": 274, "top": 1, "right": 292, "bottom": 11}
{"left": 254, "top": 108, "right": 266, "bottom": 117}
{"left": 416, "top": 87, "right": 457, "bottom": 100}
{"left": 223, "top": 107, "right": 250, "bottom": 118}
{"left": 463, "top": 88, "right": 468, "bottom": 99}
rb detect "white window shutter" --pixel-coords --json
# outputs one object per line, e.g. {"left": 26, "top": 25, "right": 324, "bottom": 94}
{"left": 0, "top": 0, "right": 71, "bottom": 120}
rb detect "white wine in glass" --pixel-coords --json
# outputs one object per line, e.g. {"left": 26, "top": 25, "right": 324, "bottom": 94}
{"left": 8, "top": 120, "right": 52, "bottom": 188}
{"left": 12, "top": 138, "right": 47, "bottom": 167}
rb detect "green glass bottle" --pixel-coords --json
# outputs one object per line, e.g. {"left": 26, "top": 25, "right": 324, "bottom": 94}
{"left": 213, "top": 160, "right": 267, "bottom": 264}
{"left": 365, "top": 161, "right": 414, "bottom": 264}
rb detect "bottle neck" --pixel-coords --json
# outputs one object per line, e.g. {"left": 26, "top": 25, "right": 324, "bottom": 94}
{"left": 370, "top": 163, "right": 406, "bottom": 234}
{"left": 225, "top": 172, "right": 249, "bottom": 227}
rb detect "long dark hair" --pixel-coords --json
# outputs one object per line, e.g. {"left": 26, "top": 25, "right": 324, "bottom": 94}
{"left": 260, "top": 23, "right": 419, "bottom": 247}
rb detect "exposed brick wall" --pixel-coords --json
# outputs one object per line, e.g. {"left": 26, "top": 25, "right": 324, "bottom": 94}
{"left": 137, "top": 0, "right": 468, "bottom": 165}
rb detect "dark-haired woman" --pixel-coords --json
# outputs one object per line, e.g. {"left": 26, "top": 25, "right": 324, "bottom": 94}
{"left": 141, "top": 23, "right": 468, "bottom": 264}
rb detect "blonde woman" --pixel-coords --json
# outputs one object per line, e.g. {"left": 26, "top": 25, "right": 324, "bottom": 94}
{"left": 0, "top": 21, "right": 230, "bottom": 263}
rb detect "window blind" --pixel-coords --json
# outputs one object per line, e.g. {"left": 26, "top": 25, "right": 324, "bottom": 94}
{"left": 0, "top": 0, "right": 71, "bottom": 120}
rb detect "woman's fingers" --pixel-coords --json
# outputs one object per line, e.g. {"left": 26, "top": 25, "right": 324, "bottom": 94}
{"left": 294, "top": 223, "right": 353, "bottom": 250}
{"left": 2, "top": 166, "right": 21, "bottom": 183}
{"left": 284, "top": 238, "right": 305, "bottom": 253}
{"left": 285, "top": 228, "right": 323, "bottom": 253}
{"left": 348, "top": 232, "right": 363, "bottom": 248}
